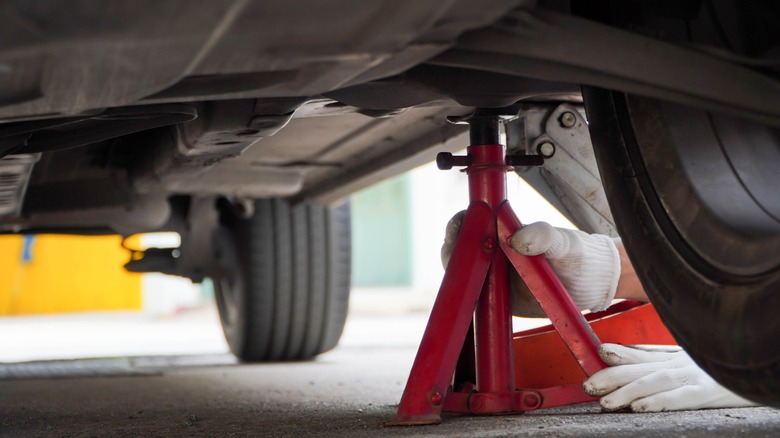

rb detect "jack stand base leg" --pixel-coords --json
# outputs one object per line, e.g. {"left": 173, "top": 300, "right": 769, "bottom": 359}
{"left": 385, "top": 202, "right": 496, "bottom": 426}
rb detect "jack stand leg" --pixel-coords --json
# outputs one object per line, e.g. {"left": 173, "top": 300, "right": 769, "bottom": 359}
{"left": 386, "top": 114, "right": 607, "bottom": 426}
{"left": 385, "top": 201, "right": 497, "bottom": 425}
{"left": 497, "top": 206, "right": 605, "bottom": 376}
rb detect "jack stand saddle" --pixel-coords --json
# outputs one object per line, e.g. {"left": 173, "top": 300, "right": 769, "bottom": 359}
{"left": 385, "top": 113, "right": 674, "bottom": 426}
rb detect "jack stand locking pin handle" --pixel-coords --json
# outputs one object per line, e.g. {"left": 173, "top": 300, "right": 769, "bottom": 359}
{"left": 437, "top": 152, "right": 472, "bottom": 170}
{"left": 437, "top": 152, "right": 544, "bottom": 170}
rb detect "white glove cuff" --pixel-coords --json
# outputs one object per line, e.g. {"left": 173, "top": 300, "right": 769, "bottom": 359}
{"left": 575, "top": 232, "right": 620, "bottom": 312}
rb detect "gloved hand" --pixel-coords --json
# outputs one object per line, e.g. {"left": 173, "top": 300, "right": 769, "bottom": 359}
{"left": 440, "top": 214, "right": 619, "bottom": 315}
{"left": 441, "top": 211, "right": 544, "bottom": 317}
{"left": 510, "top": 222, "right": 620, "bottom": 312}
{"left": 584, "top": 343, "right": 758, "bottom": 412}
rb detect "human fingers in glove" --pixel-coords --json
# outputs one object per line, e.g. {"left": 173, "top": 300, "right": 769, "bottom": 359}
{"left": 441, "top": 212, "right": 646, "bottom": 315}
{"left": 441, "top": 211, "right": 545, "bottom": 317}
{"left": 584, "top": 344, "right": 757, "bottom": 412}
{"left": 509, "top": 221, "right": 650, "bottom": 308}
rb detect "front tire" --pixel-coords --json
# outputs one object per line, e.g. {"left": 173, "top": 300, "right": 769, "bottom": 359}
{"left": 214, "top": 199, "right": 351, "bottom": 361}
{"left": 583, "top": 88, "right": 780, "bottom": 406}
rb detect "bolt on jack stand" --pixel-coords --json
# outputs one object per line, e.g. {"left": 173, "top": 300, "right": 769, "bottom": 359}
{"left": 385, "top": 113, "right": 611, "bottom": 426}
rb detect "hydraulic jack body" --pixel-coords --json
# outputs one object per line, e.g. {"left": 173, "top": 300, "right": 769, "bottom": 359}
{"left": 386, "top": 114, "right": 611, "bottom": 426}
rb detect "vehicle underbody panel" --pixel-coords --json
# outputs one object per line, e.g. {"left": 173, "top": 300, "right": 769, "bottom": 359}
{"left": 2, "top": 0, "right": 777, "bottom": 234}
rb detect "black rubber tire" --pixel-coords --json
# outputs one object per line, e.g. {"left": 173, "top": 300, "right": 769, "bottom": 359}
{"left": 583, "top": 87, "right": 780, "bottom": 406}
{"left": 213, "top": 199, "right": 351, "bottom": 361}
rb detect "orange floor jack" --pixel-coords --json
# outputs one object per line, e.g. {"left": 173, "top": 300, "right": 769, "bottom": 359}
{"left": 385, "top": 113, "right": 675, "bottom": 426}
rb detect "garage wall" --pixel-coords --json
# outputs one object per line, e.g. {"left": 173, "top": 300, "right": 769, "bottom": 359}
{"left": 0, "top": 235, "right": 143, "bottom": 315}
{"left": 351, "top": 173, "right": 413, "bottom": 287}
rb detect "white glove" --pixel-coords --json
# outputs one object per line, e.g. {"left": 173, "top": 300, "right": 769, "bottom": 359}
{"left": 441, "top": 211, "right": 544, "bottom": 317}
{"left": 440, "top": 214, "right": 618, "bottom": 315}
{"left": 584, "top": 343, "right": 758, "bottom": 412}
{"left": 509, "top": 222, "right": 620, "bottom": 312}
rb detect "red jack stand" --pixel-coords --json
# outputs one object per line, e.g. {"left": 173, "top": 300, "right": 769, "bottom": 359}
{"left": 386, "top": 114, "right": 622, "bottom": 426}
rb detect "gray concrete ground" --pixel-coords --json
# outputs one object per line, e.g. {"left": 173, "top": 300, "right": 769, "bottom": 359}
{"left": 1, "top": 309, "right": 779, "bottom": 437}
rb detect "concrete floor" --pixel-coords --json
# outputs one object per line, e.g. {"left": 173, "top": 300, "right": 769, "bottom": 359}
{"left": 1, "top": 309, "right": 779, "bottom": 437}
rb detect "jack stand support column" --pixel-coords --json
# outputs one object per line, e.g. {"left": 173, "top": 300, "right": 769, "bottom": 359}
{"left": 385, "top": 113, "right": 607, "bottom": 427}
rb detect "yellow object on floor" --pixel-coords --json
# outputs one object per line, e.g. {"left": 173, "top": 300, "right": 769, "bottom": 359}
{"left": 0, "top": 235, "right": 142, "bottom": 315}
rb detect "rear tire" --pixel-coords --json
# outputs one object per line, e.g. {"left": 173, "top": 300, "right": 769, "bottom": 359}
{"left": 213, "top": 199, "right": 351, "bottom": 361}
